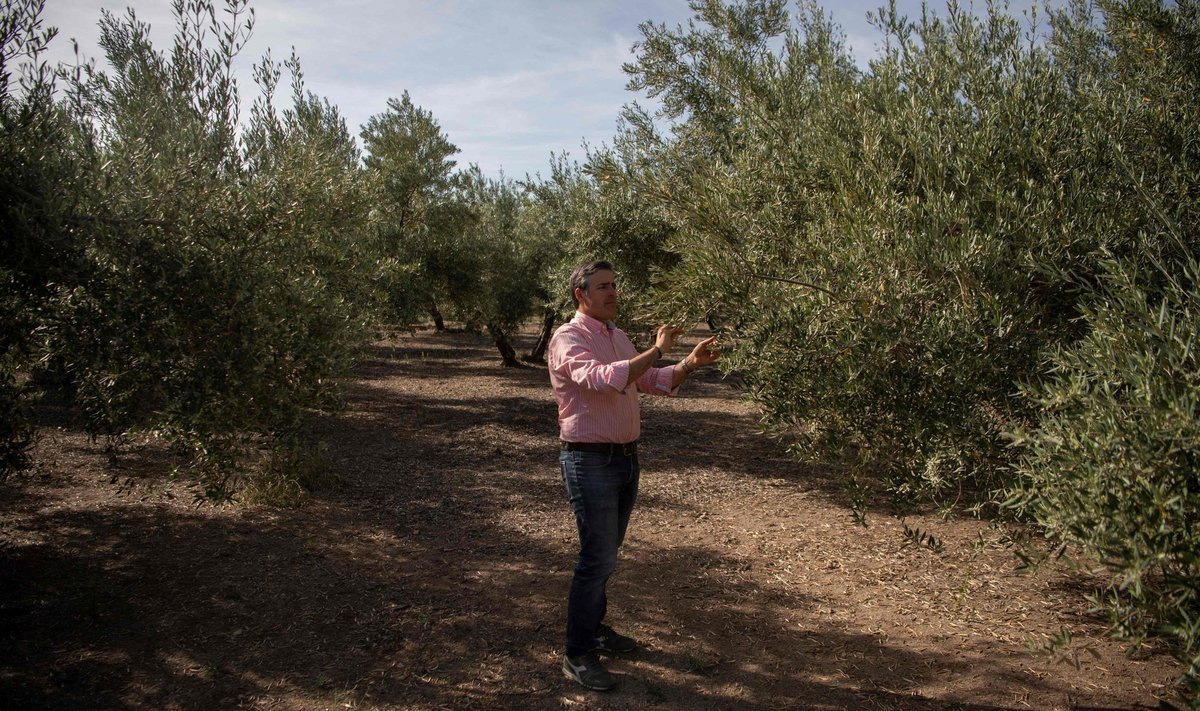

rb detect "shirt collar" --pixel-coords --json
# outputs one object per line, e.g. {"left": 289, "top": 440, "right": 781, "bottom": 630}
{"left": 573, "top": 310, "right": 614, "bottom": 333}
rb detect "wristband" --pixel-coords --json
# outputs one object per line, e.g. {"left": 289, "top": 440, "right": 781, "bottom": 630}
{"left": 651, "top": 345, "right": 662, "bottom": 359}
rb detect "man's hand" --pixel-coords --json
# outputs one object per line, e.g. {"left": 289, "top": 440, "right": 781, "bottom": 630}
{"left": 654, "top": 325, "right": 684, "bottom": 354}
{"left": 689, "top": 336, "right": 721, "bottom": 367}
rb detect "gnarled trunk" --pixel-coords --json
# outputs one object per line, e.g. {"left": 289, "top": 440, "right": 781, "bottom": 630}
{"left": 524, "top": 307, "right": 556, "bottom": 363}
{"left": 488, "top": 324, "right": 521, "bottom": 367}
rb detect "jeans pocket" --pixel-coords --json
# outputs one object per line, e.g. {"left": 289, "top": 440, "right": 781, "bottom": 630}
{"left": 561, "top": 450, "right": 615, "bottom": 504}
{"left": 574, "top": 450, "right": 613, "bottom": 469}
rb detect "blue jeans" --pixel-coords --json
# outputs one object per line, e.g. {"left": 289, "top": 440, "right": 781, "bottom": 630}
{"left": 560, "top": 448, "right": 639, "bottom": 657}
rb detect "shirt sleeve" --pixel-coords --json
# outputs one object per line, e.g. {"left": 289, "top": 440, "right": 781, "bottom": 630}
{"left": 550, "top": 332, "right": 630, "bottom": 392}
{"left": 636, "top": 364, "right": 679, "bottom": 396}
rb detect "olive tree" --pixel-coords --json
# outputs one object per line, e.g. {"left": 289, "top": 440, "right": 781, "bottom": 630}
{"left": 617, "top": 0, "right": 1198, "bottom": 699}
{"left": 1, "top": 0, "right": 77, "bottom": 477}
{"left": 361, "top": 92, "right": 477, "bottom": 329}
{"left": 16, "top": 0, "right": 377, "bottom": 500}
{"left": 1007, "top": 0, "right": 1200, "bottom": 701}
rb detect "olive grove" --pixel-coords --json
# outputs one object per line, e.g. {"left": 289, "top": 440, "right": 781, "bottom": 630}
{"left": 2, "top": 0, "right": 1197, "bottom": 701}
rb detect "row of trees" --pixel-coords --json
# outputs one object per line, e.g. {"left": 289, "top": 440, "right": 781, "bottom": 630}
{"left": 603, "top": 0, "right": 1199, "bottom": 702}
{"left": 0, "top": 0, "right": 588, "bottom": 499}
{"left": 2, "top": 0, "right": 1196, "bottom": 702}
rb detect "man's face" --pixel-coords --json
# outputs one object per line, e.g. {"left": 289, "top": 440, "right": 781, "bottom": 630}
{"left": 576, "top": 269, "right": 618, "bottom": 322}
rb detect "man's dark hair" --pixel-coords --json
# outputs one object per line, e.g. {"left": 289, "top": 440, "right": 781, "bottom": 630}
{"left": 569, "top": 260, "right": 613, "bottom": 306}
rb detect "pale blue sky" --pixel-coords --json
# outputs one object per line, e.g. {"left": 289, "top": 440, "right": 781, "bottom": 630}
{"left": 40, "top": 0, "right": 1061, "bottom": 180}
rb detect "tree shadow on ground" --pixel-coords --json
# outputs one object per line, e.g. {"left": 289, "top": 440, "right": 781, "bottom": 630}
{"left": 1, "top": 489, "right": 1092, "bottom": 711}
{"left": 1, "top": 329, "right": 1169, "bottom": 710}
{"left": 367, "top": 328, "right": 1015, "bottom": 527}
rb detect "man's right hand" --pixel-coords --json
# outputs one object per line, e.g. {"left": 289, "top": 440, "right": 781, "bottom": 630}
{"left": 655, "top": 325, "right": 684, "bottom": 354}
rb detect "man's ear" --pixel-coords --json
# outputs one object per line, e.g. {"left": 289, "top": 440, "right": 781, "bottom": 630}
{"left": 573, "top": 286, "right": 584, "bottom": 304}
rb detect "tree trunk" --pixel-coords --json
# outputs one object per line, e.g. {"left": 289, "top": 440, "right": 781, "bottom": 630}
{"left": 488, "top": 324, "right": 521, "bottom": 367}
{"left": 524, "top": 307, "right": 556, "bottom": 363}
{"left": 430, "top": 304, "right": 445, "bottom": 332}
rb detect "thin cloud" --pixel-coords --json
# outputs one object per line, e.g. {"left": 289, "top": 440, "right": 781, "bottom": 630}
{"left": 35, "top": 0, "right": 1068, "bottom": 180}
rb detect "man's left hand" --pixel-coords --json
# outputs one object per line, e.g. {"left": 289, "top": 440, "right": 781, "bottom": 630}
{"left": 689, "top": 336, "right": 721, "bottom": 367}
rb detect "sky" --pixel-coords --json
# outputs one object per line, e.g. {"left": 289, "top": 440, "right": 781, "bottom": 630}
{"left": 38, "top": 0, "right": 1061, "bottom": 180}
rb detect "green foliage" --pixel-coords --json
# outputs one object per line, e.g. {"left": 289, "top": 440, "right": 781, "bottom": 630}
{"left": 616, "top": 0, "right": 1200, "bottom": 699}
{"left": 470, "top": 172, "right": 571, "bottom": 365}
{"left": 0, "top": 370, "right": 34, "bottom": 477}
{"left": 1, "top": 0, "right": 77, "bottom": 477}
{"left": 5, "top": 0, "right": 378, "bottom": 499}
{"left": 361, "top": 92, "right": 476, "bottom": 326}
{"left": 900, "top": 521, "right": 944, "bottom": 554}
{"left": 469, "top": 176, "right": 532, "bottom": 333}
{"left": 496, "top": 155, "right": 591, "bottom": 361}
{"left": 1006, "top": 2, "right": 1200, "bottom": 701}
{"left": 361, "top": 102, "right": 580, "bottom": 363}
{"left": 521, "top": 153, "right": 592, "bottom": 315}
{"left": 1009, "top": 260, "right": 1200, "bottom": 703}
{"left": 1037, "top": 626, "right": 1102, "bottom": 672}
{"left": 624, "top": 0, "right": 1081, "bottom": 505}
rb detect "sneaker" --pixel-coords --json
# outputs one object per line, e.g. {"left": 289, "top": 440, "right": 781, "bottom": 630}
{"left": 562, "top": 651, "right": 616, "bottom": 691}
{"left": 594, "top": 623, "right": 637, "bottom": 654}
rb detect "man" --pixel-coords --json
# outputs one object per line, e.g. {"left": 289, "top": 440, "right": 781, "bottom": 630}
{"left": 548, "top": 260, "right": 720, "bottom": 691}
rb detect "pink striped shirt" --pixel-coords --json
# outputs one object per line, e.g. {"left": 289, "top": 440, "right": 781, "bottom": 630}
{"left": 548, "top": 311, "right": 677, "bottom": 444}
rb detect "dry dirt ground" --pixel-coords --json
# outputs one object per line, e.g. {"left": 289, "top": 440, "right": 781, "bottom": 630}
{"left": 1, "top": 325, "right": 1185, "bottom": 710}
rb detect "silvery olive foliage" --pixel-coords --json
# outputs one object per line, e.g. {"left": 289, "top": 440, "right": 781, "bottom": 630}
{"left": 460, "top": 172, "right": 539, "bottom": 365}
{"left": 360, "top": 97, "right": 563, "bottom": 364}
{"left": 1, "top": 0, "right": 69, "bottom": 477}
{"left": 3, "top": 0, "right": 379, "bottom": 500}
{"left": 611, "top": 0, "right": 1198, "bottom": 701}
{"left": 1007, "top": 0, "right": 1200, "bottom": 700}
{"left": 5, "top": 0, "right": 1197, "bottom": 699}
{"left": 361, "top": 92, "right": 479, "bottom": 330}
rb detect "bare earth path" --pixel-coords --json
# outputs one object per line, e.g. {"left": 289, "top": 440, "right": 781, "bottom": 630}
{"left": 1, "top": 327, "right": 1183, "bottom": 710}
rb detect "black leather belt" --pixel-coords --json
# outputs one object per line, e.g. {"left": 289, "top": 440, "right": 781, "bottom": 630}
{"left": 561, "top": 441, "right": 637, "bottom": 456}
